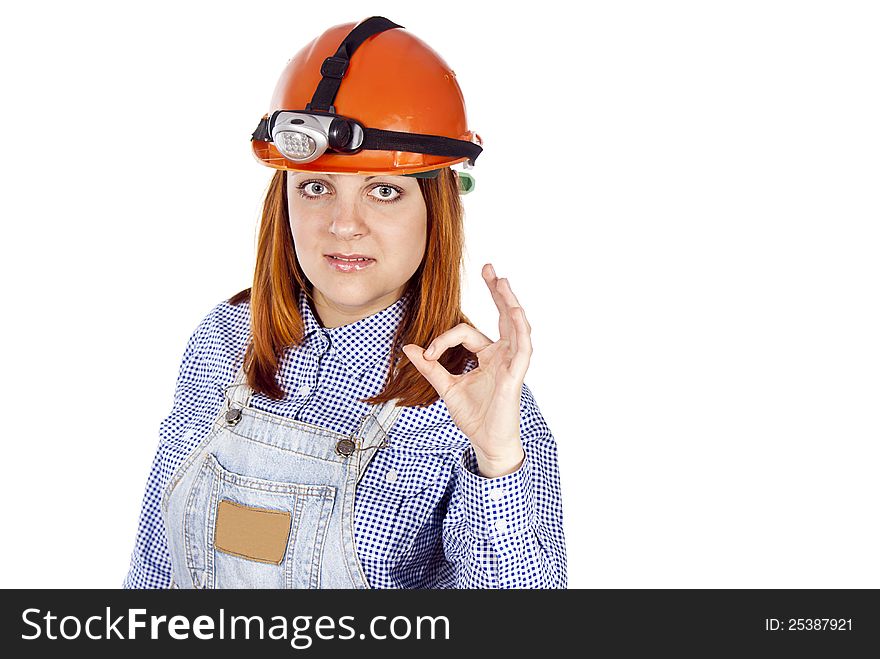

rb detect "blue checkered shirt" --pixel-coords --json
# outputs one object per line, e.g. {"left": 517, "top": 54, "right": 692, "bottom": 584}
{"left": 124, "top": 289, "right": 566, "bottom": 588}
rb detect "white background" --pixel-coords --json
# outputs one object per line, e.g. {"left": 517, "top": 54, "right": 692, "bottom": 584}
{"left": 0, "top": 1, "right": 877, "bottom": 588}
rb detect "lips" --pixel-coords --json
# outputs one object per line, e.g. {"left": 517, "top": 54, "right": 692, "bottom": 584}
{"left": 324, "top": 254, "right": 376, "bottom": 272}
{"left": 325, "top": 252, "right": 373, "bottom": 260}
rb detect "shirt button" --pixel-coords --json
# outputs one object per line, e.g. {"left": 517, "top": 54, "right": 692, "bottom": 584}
{"left": 494, "top": 519, "right": 508, "bottom": 533}
{"left": 385, "top": 469, "right": 398, "bottom": 483}
{"left": 297, "top": 384, "right": 310, "bottom": 396}
{"left": 488, "top": 488, "right": 505, "bottom": 501}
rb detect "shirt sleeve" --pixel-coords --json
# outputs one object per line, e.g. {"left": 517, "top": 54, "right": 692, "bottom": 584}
{"left": 122, "top": 308, "right": 219, "bottom": 589}
{"left": 441, "top": 382, "right": 567, "bottom": 588}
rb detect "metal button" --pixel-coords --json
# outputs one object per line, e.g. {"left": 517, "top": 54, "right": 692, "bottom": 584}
{"left": 385, "top": 469, "right": 398, "bottom": 483}
{"left": 335, "top": 438, "right": 356, "bottom": 457}
{"left": 225, "top": 408, "right": 242, "bottom": 425}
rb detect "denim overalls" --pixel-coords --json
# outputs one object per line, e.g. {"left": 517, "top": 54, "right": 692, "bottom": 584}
{"left": 160, "top": 360, "right": 403, "bottom": 589}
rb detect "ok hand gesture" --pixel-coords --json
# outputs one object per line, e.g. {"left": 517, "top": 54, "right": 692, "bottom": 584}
{"left": 402, "top": 264, "right": 532, "bottom": 478}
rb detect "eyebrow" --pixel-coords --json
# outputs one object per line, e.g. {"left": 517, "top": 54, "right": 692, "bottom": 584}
{"left": 294, "top": 174, "right": 383, "bottom": 181}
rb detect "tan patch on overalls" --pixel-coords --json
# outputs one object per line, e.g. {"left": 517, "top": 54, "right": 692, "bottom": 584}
{"left": 214, "top": 499, "right": 292, "bottom": 565}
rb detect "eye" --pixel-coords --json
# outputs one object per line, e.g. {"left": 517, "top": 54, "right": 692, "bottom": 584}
{"left": 296, "top": 180, "right": 331, "bottom": 199}
{"left": 368, "top": 184, "right": 402, "bottom": 203}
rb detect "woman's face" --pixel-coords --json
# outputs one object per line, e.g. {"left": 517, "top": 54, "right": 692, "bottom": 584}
{"left": 287, "top": 172, "right": 427, "bottom": 328}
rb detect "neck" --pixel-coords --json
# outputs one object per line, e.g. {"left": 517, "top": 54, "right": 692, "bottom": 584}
{"left": 310, "top": 287, "right": 406, "bottom": 328}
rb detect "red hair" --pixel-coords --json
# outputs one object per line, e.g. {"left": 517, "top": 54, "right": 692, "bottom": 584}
{"left": 228, "top": 168, "right": 476, "bottom": 408}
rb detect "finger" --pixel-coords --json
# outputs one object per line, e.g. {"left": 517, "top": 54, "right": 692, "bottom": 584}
{"left": 402, "top": 344, "right": 457, "bottom": 396}
{"left": 493, "top": 278, "right": 519, "bottom": 355}
{"left": 482, "top": 263, "right": 514, "bottom": 342}
{"left": 507, "top": 306, "right": 533, "bottom": 379}
{"left": 493, "top": 278, "right": 531, "bottom": 363}
{"left": 496, "top": 277, "right": 531, "bottom": 334}
{"left": 424, "top": 322, "right": 493, "bottom": 360}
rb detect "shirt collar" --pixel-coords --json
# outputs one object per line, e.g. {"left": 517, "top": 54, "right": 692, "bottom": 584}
{"left": 298, "top": 288, "right": 410, "bottom": 378}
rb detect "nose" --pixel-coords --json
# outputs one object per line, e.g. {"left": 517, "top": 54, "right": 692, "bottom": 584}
{"left": 328, "top": 196, "right": 368, "bottom": 240}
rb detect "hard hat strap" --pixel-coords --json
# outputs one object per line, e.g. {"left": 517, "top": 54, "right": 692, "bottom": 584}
{"left": 307, "top": 16, "right": 403, "bottom": 114}
{"left": 362, "top": 129, "right": 482, "bottom": 165}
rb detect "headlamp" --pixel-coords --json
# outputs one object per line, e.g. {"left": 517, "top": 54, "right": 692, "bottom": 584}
{"left": 269, "top": 111, "right": 365, "bottom": 163}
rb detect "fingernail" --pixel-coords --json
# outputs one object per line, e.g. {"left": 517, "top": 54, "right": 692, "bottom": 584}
{"left": 425, "top": 345, "right": 435, "bottom": 357}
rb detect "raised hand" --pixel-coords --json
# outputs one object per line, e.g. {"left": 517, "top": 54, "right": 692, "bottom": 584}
{"left": 402, "top": 263, "right": 532, "bottom": 478}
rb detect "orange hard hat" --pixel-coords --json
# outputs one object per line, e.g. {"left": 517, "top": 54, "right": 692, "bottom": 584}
{"left": 250, "top": 16, "right": 483, "bottom": 176}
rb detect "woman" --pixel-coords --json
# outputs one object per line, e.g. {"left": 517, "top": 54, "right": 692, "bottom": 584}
{"left": 124, "top": 16, "right": 566, "bottom": 589}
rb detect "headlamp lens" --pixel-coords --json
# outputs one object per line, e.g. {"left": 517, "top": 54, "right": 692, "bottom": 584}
{"left": 277, "top": 131, "right": 317, "bottom": 161}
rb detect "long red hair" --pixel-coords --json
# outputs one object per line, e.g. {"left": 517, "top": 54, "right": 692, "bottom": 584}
{"left": 227, "top": 167, "right": 476, "bottom": 408}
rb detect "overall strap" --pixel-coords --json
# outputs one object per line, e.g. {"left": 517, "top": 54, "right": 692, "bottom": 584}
{"left": 224, "top": 360, "right": 254, "bottom": 412}
{"left": 356, "top": 398, "right": 404, "bottom": 483}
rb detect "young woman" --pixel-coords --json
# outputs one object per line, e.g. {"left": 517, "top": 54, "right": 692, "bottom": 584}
{"left": 124, "top": 16, "right": 566, "bottom": 589}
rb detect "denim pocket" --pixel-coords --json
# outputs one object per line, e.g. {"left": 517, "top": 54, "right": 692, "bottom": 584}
{"left": 183, "top": 452, "right": 335, "bottom": 589}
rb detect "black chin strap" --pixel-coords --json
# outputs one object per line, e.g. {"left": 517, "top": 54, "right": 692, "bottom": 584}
{"left": 307, "top": 16, "right": 402, "bottom": 113}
